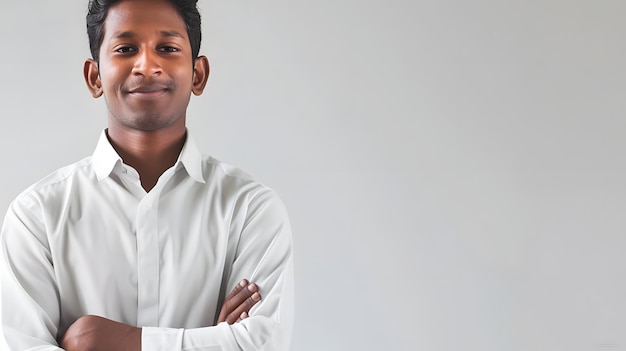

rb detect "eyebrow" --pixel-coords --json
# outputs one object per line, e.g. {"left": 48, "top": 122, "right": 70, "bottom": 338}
{"left": 113, "top": 30, "right": 185, "bottom": 39}
{"left": 160, "top": 30, "right": 185, "bottom": 38}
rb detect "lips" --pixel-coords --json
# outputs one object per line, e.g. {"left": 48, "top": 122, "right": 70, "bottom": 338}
{"left": 127, "top": 85, "right": 169, "bottom": 98}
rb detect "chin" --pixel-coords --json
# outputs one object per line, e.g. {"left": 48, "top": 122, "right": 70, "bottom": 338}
{"left": 121, "top": 115, "right": 180, "bottom": 132}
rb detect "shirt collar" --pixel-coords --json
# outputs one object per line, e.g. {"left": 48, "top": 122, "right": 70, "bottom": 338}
{"left": 176, "top": 132, "right": 206, "bottom": 184}
{"left": 92, "top": 129, "right": 206, "bottom": 184}
{"left": 92, "top": 130, "right": 122, "bottom": 182}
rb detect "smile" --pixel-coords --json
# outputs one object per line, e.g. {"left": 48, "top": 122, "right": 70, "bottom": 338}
{"left": 128, "top": 87, "right": 169, "bottom": 99}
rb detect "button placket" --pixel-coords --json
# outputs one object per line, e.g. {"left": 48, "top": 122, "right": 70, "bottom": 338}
{"left": 135, "top": 192, "right": 160, "bottom": 327}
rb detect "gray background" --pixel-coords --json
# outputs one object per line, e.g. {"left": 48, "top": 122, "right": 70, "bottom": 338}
{"left": 1, "top": 1, "right": 625, "bottom": 350}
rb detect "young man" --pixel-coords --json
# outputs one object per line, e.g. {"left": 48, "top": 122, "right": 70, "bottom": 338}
{"left": 0, "top": 0, "right": 294, "bottom": 350}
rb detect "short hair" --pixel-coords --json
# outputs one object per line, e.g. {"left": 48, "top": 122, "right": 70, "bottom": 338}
{"left": 86, "top": 0, "right": 202, "bottom": 62}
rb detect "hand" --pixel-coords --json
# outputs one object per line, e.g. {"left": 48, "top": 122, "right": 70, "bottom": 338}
{"left": 217, "top": 279, "right": 262, "bottom": 324}
{"left": 60, "top": 315, "right": 141, "bottom": 351}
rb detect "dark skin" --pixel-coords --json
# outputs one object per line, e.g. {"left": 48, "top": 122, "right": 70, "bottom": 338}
{"left": 62, "top": 0, "right": 262, "bottom": 349}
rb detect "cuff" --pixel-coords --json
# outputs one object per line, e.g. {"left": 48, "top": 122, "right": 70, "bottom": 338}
{"left": 142, "top": 326, "right": 184, "bottom": 351}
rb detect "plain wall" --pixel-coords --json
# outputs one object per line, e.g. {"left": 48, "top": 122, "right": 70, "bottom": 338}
{"left": 1, "top": 1, "right": 626, "bottom": 350}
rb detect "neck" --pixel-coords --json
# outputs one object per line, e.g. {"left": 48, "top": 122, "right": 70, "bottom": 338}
{"left": 106, "top": 125, "right": 186, "bottom": 192}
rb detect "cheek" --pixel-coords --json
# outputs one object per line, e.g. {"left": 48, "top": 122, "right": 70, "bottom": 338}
{"left": 169, "top": 64, "right": 195, "bottom": 87}
{"left": 98, "top": 61, "right": 129, "bottom": 92}
{"left": 99, "top": 72, "right": 118, "bottom": 93}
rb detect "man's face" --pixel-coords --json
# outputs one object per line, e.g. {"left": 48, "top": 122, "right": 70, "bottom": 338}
{"left": 96, "top": 0, "right": 196, "bottom": 132}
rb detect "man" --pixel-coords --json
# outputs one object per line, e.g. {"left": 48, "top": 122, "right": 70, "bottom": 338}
{"left": 0, "top": 0, "right": 294, "bottom": 350}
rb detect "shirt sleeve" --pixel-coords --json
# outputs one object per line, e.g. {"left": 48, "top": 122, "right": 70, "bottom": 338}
{"left": 0, "top": 196, "right": 64, "bottom": 350}
{"left": 141, "top": 188, "right": 295, "bottom": 351}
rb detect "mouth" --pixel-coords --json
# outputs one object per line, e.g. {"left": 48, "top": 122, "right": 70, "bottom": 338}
{"left": 127, "top": 86, "right": 169, "bottom": 99}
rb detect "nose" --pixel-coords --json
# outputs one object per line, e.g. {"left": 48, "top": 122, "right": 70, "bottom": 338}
{"left": 132, "top": 48, "right": 162, "bottom": 76}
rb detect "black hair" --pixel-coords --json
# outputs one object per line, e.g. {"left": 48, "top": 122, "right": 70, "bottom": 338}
{"left": 86, "top": 0, "right": 202, "bottom": 62}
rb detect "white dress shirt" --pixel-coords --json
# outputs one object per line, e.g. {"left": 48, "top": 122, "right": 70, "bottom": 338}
{"left": 0, "top": 131, "right": 294, "bottom": 350}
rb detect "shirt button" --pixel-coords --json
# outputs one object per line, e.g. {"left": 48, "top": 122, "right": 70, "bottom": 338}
{"left": 122, "top": 168, "right": 128, "bottom": 174}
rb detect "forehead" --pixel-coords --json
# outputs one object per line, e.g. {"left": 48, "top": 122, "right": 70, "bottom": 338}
{"left": 103, "top": 0, "right": 188, "bottom": 40}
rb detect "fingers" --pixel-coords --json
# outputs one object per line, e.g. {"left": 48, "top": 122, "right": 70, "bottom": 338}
{"left": 223, "top": 280, "right": 255, "bottom": 312}
{"left": 217, "top": 279, "right": 262, "bottom": 324}
{"left": 236, "top": 311, "right": 248, "bottom": 323}
{"left": 224, "top": 287, "right": 261, "bottom": 324}
{"left": 224, "top": 279, "right": 248, "bottom": 301}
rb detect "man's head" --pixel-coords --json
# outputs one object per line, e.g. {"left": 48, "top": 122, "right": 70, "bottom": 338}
{"left": 87, "top": 0, "right": 202, "bottom": 63}
{"left": 83, "top": 0, "right": 210, "bottom": 133}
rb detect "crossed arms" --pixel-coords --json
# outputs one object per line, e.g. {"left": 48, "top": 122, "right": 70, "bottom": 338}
{"left": 0, "top": 186, "right": 294, "bottom": 350}
{"left": 60, "top": 279, "right": 262, "bottom": 350}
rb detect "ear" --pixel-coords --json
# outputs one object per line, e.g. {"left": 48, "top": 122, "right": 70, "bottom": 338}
{"left": 192, "top": 55, "right": 210, "bottom": 96}
{"left": 84, "top": 58, "right": 103, "bottom": 98}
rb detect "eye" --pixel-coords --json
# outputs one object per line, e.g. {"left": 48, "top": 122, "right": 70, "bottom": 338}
{"left": 158, "top": 46, "right": 180, "bottom": 53}
{"left": 115, "top": 46, "right": 136, "bottom": 54}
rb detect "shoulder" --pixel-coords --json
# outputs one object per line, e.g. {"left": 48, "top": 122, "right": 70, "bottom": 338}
{"left": 204, "top": 155, "right": 257, "bottom": 182}
{"left": 12, "top": 157, "right": 94, "bottom": 207}
{"left": 3, "top": 157, "right": 94, "bottom": 238}
{"left": 201, "top": 155, "right": 275, "bottom": 198}
{"left": 200, "top": 155, "right": 289, "bottom": 216}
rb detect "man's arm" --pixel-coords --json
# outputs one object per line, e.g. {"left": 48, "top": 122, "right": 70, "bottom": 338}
{"left": 0, "top": 197, "right": 63, "bottom": 350}
{"left": 60, "top": 280, "right": 262, "bottom": 351}
{"left": 60, "top": 316, "right": 140, "bottom": 351}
